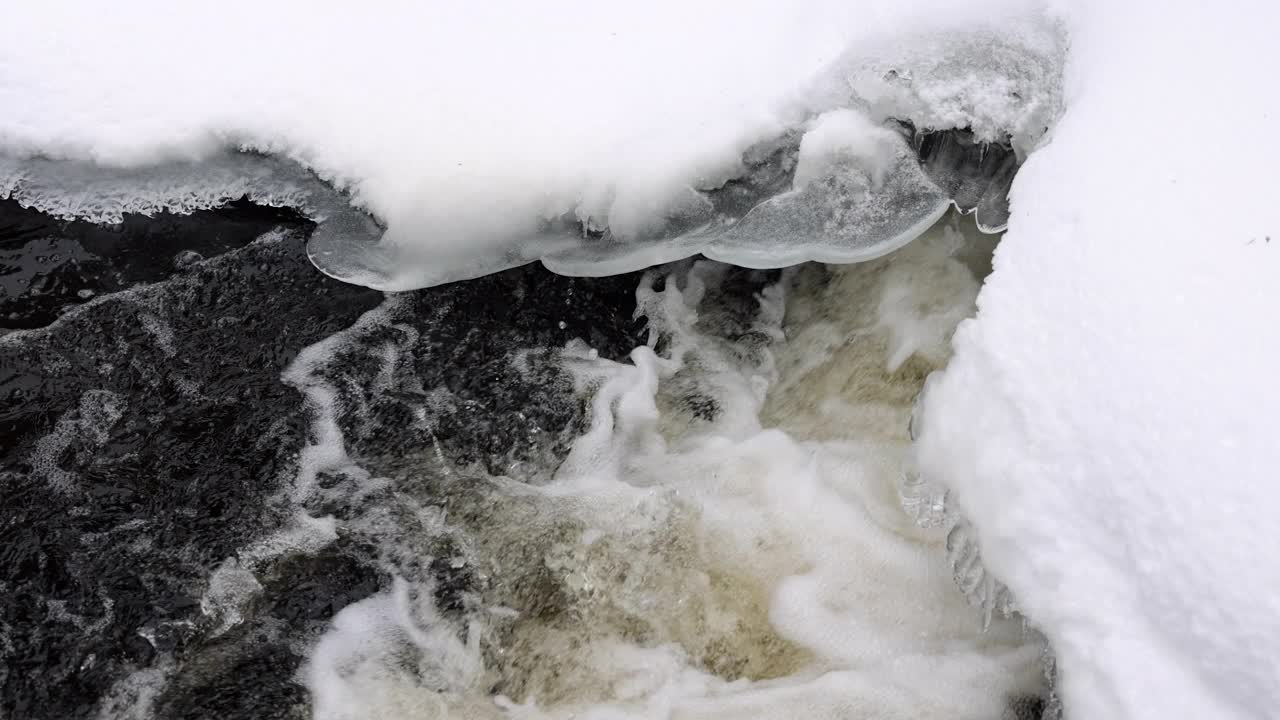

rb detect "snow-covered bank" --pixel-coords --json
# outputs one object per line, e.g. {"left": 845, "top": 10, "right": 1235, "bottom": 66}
{"left": 0, "top": 1, "right": 1060, "bottom": 288}
{"left": 914, "top": 2, "right": 1280, "bottom": 718}
{"left": 5, "top": 0, "right": 1279, "bottom": 717}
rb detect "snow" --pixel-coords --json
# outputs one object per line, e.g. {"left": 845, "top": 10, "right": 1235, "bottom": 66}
{"left": 793, "top": 110, "right": 901, "bottom": 191}
{"left": 914, "top": 1, "right": 1280, "bottom": 718}
{"left": 5, "top": 0, "right": 1279, "bottom": 717}
{"left": 0, "top": 0, "right": 1060, "bottom": 288}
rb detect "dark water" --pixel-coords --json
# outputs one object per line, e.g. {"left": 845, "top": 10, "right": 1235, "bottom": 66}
{"left": 0, "top": 128, "right": 1029, "bottom": 719}
{"left": 0, "top": 199, "right": 316, "bottom": 331}
{"left": 0, "top": 201, "right": 651, "bottom": 719}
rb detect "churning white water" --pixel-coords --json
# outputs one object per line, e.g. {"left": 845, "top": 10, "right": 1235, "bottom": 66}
{"left": 253, "top": 212, "right": 1046, "bottom": 720}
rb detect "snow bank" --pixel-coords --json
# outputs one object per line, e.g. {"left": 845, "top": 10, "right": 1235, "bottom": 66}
{"left": 915, "top": 1, "right": 1280, "bottom": 718}
{"left": 0, "top": 0, "right": 1060, "bottom": 288}
{"left": 13, "top": 1, "right": 1278, "bottom": 717}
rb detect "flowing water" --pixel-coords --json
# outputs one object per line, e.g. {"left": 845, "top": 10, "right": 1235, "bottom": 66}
{"left": 249, "top": 212, "right": 1044, "bottom": 719}
{"left": 1, "top": 204, "right": 1047, "bottom": 719}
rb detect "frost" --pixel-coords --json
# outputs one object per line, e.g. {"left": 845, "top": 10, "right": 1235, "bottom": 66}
{"left": 0, "top": 152, "right": 340, "bottom": 224}
{"left": 832, "top": 21, "right": 1066, "bottom": 157}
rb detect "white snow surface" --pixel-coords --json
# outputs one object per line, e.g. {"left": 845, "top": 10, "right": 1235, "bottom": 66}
{"left": 915, "top": 1, "right": 1280, "bottom": 719}
{"left": 0, "top": 0, "right": 1061, "bottom": 287}
{"left": 5, "top": 1, "right": 1280, "bottom": 718}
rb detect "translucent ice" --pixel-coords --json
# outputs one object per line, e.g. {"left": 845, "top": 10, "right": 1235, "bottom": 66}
{"left": 0, "top": 1, "right": 1062, "bottom": 289}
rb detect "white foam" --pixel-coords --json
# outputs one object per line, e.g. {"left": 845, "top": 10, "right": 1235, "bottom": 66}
{"left": 200, "top": 559, "right": 265, "bottom": 638}
{"left": 195, "top": 295, "right": 402, "bottom": 641}
{"left": 305, "top": 215, "right": 1045, "bottom": 719}
{"left": 94, "top": 663, "right": 173, "bottom": 720}
{"left": 280, "top": 295, "right": 406, "bottom": 503}
{"left": 309, "top": 579, "right": 488, "bottom": 720}
{"left": 28, "top": 389, "right": 125, "bottom": 495}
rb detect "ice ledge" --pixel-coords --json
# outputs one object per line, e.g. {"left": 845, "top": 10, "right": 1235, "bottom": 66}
{"left": 2, "top": 123, "right": 1025, "bottom": 292}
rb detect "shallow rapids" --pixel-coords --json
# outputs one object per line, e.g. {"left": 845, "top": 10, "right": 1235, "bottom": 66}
{"left": 234, "top": 212, "right": 1047, "bottom": 719}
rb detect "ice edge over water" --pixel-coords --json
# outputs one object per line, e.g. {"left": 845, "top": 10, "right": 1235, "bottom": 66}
{"left": 0, "top": 121, "right": 1021, "bottom": 292}
{"left": 0, "top": 17, "right": 1063, "bottom": 291}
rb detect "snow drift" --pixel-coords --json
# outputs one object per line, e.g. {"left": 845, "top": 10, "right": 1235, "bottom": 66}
{"left": 914, "top": 1, "right": 1280, "bottom": 718}
{"left": 4, "top": 1, "right": 1279, "bottom": 718}
{"left": 0, "top": 0, "right": 1060, "bottom": 288}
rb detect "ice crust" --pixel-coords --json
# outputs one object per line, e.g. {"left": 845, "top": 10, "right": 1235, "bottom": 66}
{"left": 914, "top": 1, "right": 1280, "bottom": 719}
{"left": 0, "top": 1, "right": 1062, "bottom": 289}
{"left": 0, "top": 153, "right": 341, "bottom": 223}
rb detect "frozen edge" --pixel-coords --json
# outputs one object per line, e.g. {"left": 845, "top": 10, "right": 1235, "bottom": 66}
{"left": 1, "top": 124, "right": 1020, "bottom": 292}
{"left": 703, "top": 199, "right": 949, "bottom": 268}
{"left": 301, "top": 122, "right": 1017, "bottom": 289}
{"left": 903, "top": 379, "right": 1062, "bottom": 719}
